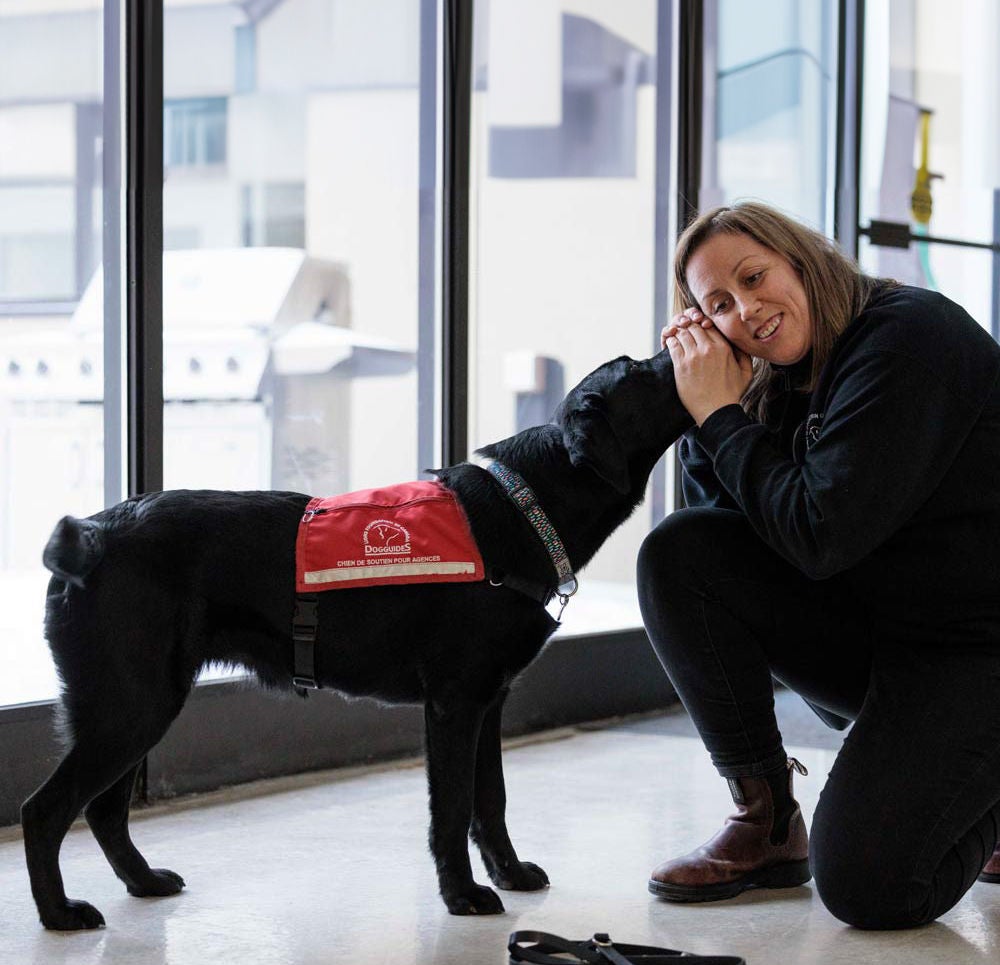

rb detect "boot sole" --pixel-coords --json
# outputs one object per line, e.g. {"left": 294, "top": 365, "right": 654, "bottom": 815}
{"left": 648, "top": 858, "right": 812, "bottom": 903}
{"left": 979, "top": 871, "right": 1000, "bottom": 883}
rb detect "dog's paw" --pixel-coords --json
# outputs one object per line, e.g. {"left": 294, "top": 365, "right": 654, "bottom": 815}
{"left": 490, "top": 860, "right": 549, "bottom": 892}
{"left": 40, "top": 898, "right": 106, "bottom": 931}
{"left": 126, "top": 868, "right": 186, "bottom": 898}
{"left": 444, "top": 883, "right": 505, "bottom": 915}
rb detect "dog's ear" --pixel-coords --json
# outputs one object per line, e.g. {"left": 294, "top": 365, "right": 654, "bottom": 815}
{"left": 561, "top": 400, "right": 631, "bottom": 494}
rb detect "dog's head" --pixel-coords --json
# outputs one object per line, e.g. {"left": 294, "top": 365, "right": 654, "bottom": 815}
{"left": 553, "top": 350, "right": 691, "bottom": 494}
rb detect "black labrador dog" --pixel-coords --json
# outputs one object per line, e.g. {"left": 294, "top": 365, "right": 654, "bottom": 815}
{"left": 22, "top": 349, "right": 691, "bottom": 931}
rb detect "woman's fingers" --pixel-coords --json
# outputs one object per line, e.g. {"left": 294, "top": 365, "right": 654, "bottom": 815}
{"left": 673, "top": 325, "right": 698, "bottom": 349}
{"left": 699, "top": 323, "right": 732, "bottom": 349}
{"left": 661, "top": 307, "right": 711, "bottom": 348}
{"left": 666, "top": 318, "right": 752, "bottom": 425}
{"left": 665, "top": 319, "right": 710, "bottom": 355}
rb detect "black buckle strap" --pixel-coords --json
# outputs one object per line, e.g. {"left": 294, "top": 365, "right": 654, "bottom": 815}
{"left": 488, "top": 568, "right": 555, "bottom": 607}
{"left": 292, "top": 593, "right": 320, "bottom": 695}
{"left": 508, "top": 931, "right": 746, "bottom": 965}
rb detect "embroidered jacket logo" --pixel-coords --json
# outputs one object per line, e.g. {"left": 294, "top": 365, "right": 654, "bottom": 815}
{"left": 805, "top": 412, "right": 824, "bottom": 448}
{"left": 363, "top": 519, "right": 412, "bottom": 556}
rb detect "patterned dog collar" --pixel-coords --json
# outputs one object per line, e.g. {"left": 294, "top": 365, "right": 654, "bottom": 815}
{"left": 468, "top": 454, "right": 579, "bottom": 601}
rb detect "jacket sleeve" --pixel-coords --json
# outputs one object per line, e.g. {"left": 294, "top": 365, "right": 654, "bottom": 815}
{"left": 678, "top": 430, "right": 741, "bottom": 510}
{"left": 695, "top": 349, "right": 988, "bottom": 579}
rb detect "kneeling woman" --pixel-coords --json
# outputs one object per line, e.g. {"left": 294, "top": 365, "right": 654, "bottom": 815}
{"left": 639, "top": 201, "right": 1000, "bottom": 929}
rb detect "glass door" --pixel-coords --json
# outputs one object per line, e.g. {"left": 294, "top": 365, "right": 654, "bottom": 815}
{"left": 858, "top": 0, "right": 1000, "bottom": 338}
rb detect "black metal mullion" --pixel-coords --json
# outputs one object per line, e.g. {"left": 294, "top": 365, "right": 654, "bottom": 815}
{"left": 125, "top": 0, "right": 164, "bottom": 805}
{"left": 835, "top": 0, "right": 863, "bottom": 256}
{"left": 676, "top": 0, "right": 703, "bottom": 233}
{"left": 441, "top": 0, "right": 472, "bottom": 466}
{"left": 126, "top": 0, "right": 164, "bottom": 498}
{"left": 993, "top": 191, "right": 1000, "bottom": 342}
{"left": 672, "top": 0, "right": 703, "bottom": 512}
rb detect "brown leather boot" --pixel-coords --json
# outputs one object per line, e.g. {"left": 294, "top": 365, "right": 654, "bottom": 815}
{"left": 979, "top": 843, "right": 1000, "bottom": 883}
{"left": 649, "top": 758, "right": 811, "bottom": 902}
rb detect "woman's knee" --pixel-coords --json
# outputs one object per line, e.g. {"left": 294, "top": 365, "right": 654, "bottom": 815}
{"left": 810, "top": 796, "right": 930, "bottom": 930}
{"left": 637, "top": 507, "right": 743, "bottom": 587}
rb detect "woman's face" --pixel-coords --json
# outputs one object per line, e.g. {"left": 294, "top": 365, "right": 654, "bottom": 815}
{"left": 684, "top": 232, "right": 813, "bottom": 365}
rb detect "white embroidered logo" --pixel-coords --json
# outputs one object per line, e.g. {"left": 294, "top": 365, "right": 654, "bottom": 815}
{"left": 363, "top": 519, "right": 412, "bottom": 556}
{"left": 805, "top": 412, "right": 824, "bottom": 448}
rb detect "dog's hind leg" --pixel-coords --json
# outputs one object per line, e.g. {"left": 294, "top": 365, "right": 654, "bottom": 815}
{"left": 23, "top": 740, "right": 139, "bottom": 929}
{"left": 469, "top": 691, "right": 549, "bottom": 892}
{"left": 423, "top": 696, "right": 504, "bottom": 915}
{"left": 22, "top": 693, "right": 187, "bottom": 930}
{"left": 85, "top": 763, "right": 185, "bottom": 898}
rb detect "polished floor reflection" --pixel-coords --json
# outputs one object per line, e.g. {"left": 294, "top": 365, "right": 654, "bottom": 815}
{"left": 2, "top": 695, "right": 998, "bottom": 965}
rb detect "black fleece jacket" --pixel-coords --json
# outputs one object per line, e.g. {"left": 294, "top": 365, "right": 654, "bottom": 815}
{"left": 680, "top": 284, "right": 1000, "bottom": 643}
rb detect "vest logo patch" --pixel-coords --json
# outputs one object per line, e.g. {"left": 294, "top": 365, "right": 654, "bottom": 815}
{"left": 364, "top": 520, "right": 411, "bottom": 556}
{"left": 805, "top": 412, "right": 824, "bottom": 448}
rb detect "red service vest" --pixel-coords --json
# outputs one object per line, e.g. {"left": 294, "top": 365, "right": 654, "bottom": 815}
{"left": 295, "top": 480, "right": 485, "bottom": 593}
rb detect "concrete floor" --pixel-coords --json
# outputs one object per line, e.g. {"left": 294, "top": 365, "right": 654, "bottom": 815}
{"left": 2, "top": 695, "right": 999, "bottom": 965}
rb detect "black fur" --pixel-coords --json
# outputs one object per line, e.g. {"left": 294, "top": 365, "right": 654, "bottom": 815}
{"left": 21, "top": 350, "right": 691, "bottom": 930}
{"left": 42, "top": 517, "right": 105, "bottom": 588}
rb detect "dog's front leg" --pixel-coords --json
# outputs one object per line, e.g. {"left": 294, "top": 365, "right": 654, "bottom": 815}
{"left": 423, "top": 697, "right": 504, "bottom": 915}
{"left": 469, "top": 691, "right": 549, "bottom": 892}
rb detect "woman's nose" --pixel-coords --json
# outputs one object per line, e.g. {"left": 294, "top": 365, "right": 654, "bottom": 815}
{"left": 737, "top": 296, "right": 761, "bottom": 322}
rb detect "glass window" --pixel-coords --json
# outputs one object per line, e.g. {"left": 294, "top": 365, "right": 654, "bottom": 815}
{"left": 470, "top": 1, "right": 665, "bottom": 634}
{"left": 161, "top": 0, "right": 426, "bottom": 503}
{"left": 859, "top": 0, "right": 999, "bottom": 335}
{"left": 159, "top": 0, "right": 431, "bottom": 690}
{"left": 700, "top": 0, "right": 839, "bottom": 232}
{"left": 860, "top": 236, "right": 994, "bottom": 334}
{"left": 0, "top": 2, "right": 116, "bottom": 705}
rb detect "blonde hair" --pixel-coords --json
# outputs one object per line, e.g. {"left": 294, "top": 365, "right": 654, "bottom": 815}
{"left": 673, "top": 201, "right": 885, "bottom": 421}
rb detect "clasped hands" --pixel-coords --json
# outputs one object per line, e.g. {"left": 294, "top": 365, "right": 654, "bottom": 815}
{"left": 661, "top": 308, "right": 753, "bottom": 426}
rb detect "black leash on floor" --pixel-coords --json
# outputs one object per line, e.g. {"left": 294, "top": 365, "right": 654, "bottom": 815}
{"left": 508, "top": 931, "right": 745, "bottom": 965}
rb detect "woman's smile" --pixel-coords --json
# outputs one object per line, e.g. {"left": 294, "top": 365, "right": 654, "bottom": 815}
{"left": 755, "top": 314, "right": 782, "bottom": 341}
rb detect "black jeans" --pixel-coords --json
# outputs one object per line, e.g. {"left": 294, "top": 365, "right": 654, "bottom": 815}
{"left": 637, "top": 507, "right": 1000, "bottom": 930}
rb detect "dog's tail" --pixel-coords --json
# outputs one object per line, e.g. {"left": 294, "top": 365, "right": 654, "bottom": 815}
{"left": 42, "top": 516, "right": 106, "bottom": 588}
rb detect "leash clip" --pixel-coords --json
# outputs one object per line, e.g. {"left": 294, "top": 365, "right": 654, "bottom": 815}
{"left": 557, "top": 576, "right": 579, "bottom": 598}
{"left": 555, "top": 576, "right": 578, "bottom": 620}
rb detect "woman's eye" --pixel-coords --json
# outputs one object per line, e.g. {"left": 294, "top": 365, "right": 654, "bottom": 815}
{"left": 745, "top": 271, "right": 763, "bottom": 285}
{"left": 712, "top": 299, "right": 729, "bottom": 314}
